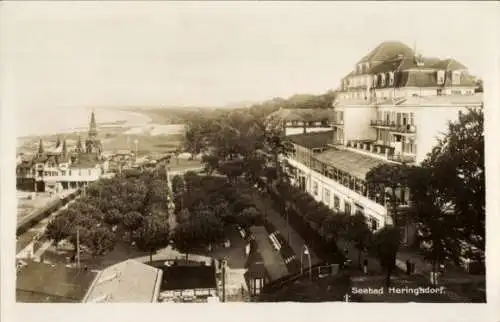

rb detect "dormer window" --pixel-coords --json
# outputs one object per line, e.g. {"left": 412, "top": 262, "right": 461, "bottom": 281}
{"left": 389, "top": 72, "right": 394, "bottom": 86}
{"left": 380, "top": 74, "right": 386, "bottom": 87}
{"left": 452, "top": 71, "right": 461, "bottom": 85}
{"left": 437, "top": 70, "right": 445, "bottom": 85}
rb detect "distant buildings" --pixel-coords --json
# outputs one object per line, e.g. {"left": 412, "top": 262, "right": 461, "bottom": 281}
{"left": 266, "top": 108, "right": 334, "bottom": 136}
{"left": 16, "top": 112, "right": 109, "bottom": 193}
{"left": 281, "top": 41, "right": 483, "bottom": 243}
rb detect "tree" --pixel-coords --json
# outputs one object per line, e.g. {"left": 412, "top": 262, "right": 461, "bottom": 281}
{"left": 133, "top": 215, "right": 170, "bottom": 263}
{"left": 345, "top": 213, "right": 372, "bottom": 268}
{"left": 321, "top": 212, "right": 350, "bottom": 242}
{"left": 422, "top": 108, "right": 485, "bottom": 253}
{"left": 372, "top": 226, "right": 401, "bottom": 289}
{"left": 122, "top": 211, "right": 144, "bottom": 237}
{"left": 219, "top": 159, "right": 245, "bottom": 183}
{"left": 172, "top": 209, "right": 225, "bottom": 260}
{"left": 201, "top": 154, "right": 220, "bottom": 175}
{"left": 171, "top": 220, "right": 199, "bottom": 261}
{"left": 366, "top": 163, "right": 411, "bottom": 227}
{"left": 82, "top": 226, "right": 117, "bottom": 258}
{"left": 407, "top": 166, "right": 463, "bottom": 283}
{"left": 103, "top": 208, "right": 123, "bottom": 227}
{"left": 45, "top": 214, "right": 71, "bottom": 246}
{"left": 235, "top": 206, "right": 263, "bottom": 230}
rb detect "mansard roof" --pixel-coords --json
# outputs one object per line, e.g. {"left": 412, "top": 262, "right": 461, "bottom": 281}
{"left": 358, "top": 41, "right": 414, "bottom": 63}
{"left": 429, "top": 58, "right": 467, "bottom": 71}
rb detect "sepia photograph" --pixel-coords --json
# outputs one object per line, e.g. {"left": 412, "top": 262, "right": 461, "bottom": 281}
{"left": 1, "top": 1, "right": 498, "bottom": 319}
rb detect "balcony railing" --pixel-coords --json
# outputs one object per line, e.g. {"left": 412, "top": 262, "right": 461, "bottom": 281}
{"left": 370, "top": 120, "right": 416, "bottom": 134}
{"left": 346, "top": 140, "right": 395, "bottom": 156}
{"left": 346, "top": 140, "right": 416, "bottom": 164}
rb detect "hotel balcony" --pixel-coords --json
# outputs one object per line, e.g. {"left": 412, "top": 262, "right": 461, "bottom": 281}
{"left": 346, "top": 140, "right": 416, "bottom": 164}
{"left": 370, "top": 120, "right": 416, "bottom": 134}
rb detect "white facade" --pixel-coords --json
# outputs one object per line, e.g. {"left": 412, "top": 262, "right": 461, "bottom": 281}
{"left": 288, "top": 157, "right": 389, "bottom": 230}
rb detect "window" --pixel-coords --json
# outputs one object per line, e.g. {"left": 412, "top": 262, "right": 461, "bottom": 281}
{"left": 452, "top": 71, "right": 461, "bottom": 85}
{"left": 88, "top": 169, "right": 92, "bottom": 175}
{"left": 380, "top": 74, "right": 386, "bottom": 87}
{"left": 69, "top": 170, "right": 72, "bottom": 176}
{"left": 389, "top": 72, "right": 394, "bottom": 86}
{"left": 334, "top": 196, "right": 340, "bottom": 210}
{"left": 344, "top": 202, "right": 352, "bottom": 215}
{"left": 369, "top": 217, "right": 378, "bottom": 231}
{"left": 323, "top": 188, "right": 331, "bottom": 205}
{"left": 313, "top": 181, "right": 319, "bottom": 196}
{"left": 437, "top": 70, "right": 445, "bottom": 85}
{"left": 373, "top": 75, "right": 378, "bottom": 87}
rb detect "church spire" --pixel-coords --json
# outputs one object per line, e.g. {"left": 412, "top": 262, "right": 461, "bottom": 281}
{"left": 55, "top": 136, "right": 61, "bottom": 149}
{"left": 62, "top": 139, "right": 68, "bottom": 157}
{"left": 88, "top": 111, "right": 98, "bottom": 138}
{"left": 37, "top": 138, "right": 44, "bottom": 155}
{"left": 75, "top": 135, "right": 83, "bottom": 153}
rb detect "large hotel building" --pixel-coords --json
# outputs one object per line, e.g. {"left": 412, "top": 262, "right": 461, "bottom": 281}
{"left": 273, "top": 41, "right": 483, "bottom": 245}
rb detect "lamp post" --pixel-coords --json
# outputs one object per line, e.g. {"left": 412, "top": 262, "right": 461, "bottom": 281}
{"left": 300, "top": 245, "right": 312, "bottom": 281}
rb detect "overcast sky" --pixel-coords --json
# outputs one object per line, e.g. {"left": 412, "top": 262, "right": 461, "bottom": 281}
{"left": 1, "top": 1, "right": 497, "bottom": 111}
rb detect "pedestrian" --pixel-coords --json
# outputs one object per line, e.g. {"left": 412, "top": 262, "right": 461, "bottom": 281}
{"left": 406, "top": 260, "right": 411, "bottom": 275}
{"left": 363, "top": 259, "right": 368, "bottom": 274}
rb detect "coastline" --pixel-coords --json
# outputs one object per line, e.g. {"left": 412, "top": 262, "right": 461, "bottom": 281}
{"left": 17, "top": 107, "right": 186, "bottom": 155}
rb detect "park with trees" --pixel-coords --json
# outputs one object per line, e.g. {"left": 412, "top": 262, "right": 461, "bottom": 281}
{"left": 44, "top": 167, "right": 172, "bottom": 264}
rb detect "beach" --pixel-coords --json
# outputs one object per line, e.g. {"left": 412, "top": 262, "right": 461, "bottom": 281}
{"left": 17, "top": 106, "right": 153, "bottom": 139}
{"left": 16, "top": 106, "right": 187, "bottom": 155}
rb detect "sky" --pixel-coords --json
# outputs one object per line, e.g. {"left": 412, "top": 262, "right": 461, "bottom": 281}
{"left": 1, "top": 1, "right": 498, "bottom": 112}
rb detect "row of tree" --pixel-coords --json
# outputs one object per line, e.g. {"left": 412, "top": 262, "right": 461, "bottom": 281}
{"left": 45, "top": 167, "right": 172, "bottom": 263}
{"left": 170, "top": 172, "right": 264, "bottom": 260}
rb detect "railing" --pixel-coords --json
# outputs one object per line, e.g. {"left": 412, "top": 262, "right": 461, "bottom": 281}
{"left": 331, "top": 119, "right": 344, "bottom": 126}
{"left": 388, "top": 154, "right": 417, "bottom": 164}
{"left": 346, "top": 140, "right": 396, "bottom": 156}
{"left": 370, "top": 120, "right": 416, "bottom": 133}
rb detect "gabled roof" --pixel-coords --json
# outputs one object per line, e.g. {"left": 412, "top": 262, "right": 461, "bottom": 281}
{"left": 83, "top": 259, "right": 162, "bottom": 303}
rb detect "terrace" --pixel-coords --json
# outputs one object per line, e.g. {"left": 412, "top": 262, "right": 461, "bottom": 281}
{"left": 346, "top": 140, "right": 416, "bottom": 164}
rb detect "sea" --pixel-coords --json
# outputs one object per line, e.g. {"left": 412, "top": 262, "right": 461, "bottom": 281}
{"left": 16, "top": 106, "right": 152, "bottom": 138}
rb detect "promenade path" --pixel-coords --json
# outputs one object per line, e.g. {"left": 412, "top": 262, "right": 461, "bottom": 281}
{"left": 246, "top": 187, "right": 321, "bottom": 267}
